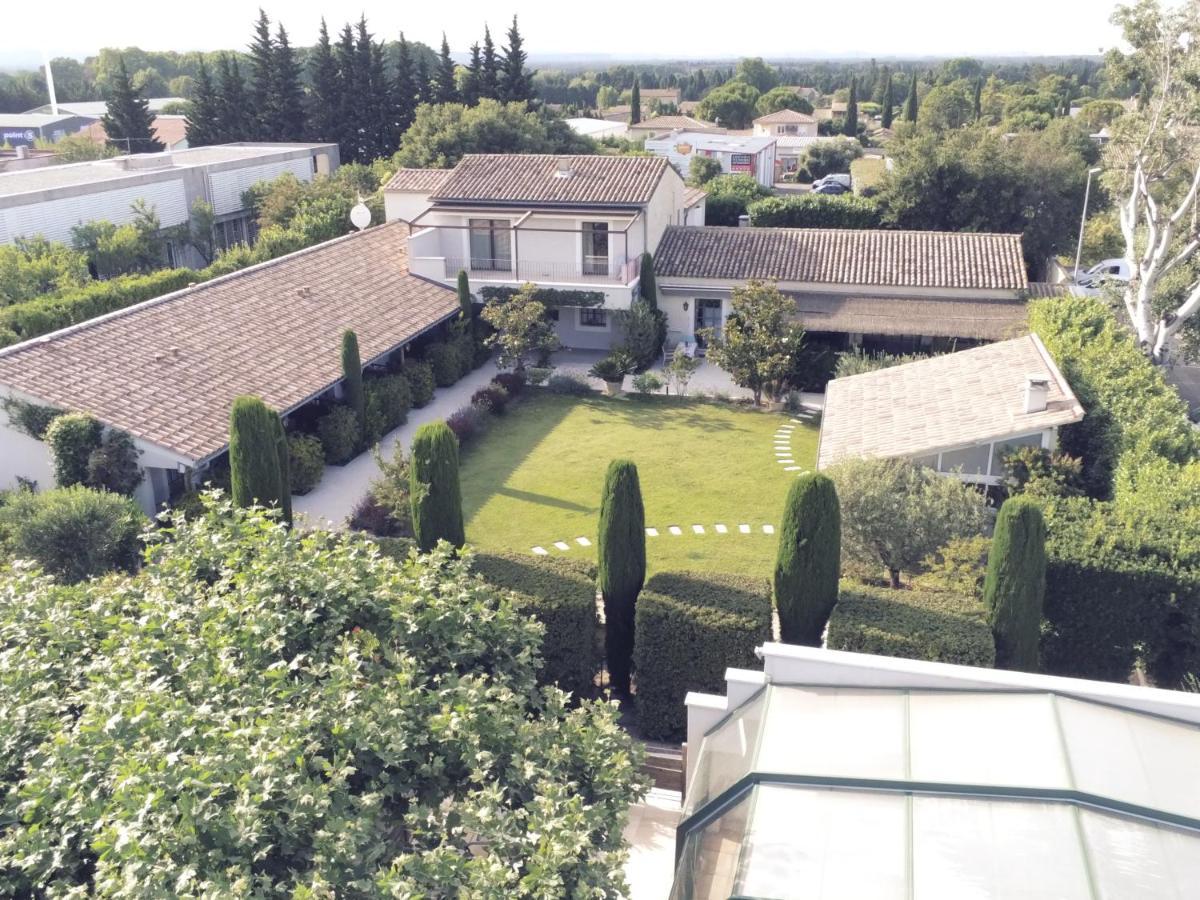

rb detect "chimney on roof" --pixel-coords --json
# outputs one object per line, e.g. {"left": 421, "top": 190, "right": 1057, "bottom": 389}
{"left": 1023, "top": 375, "right": 1050, "bottom": 414}
{"left": 738, "top": 214, "right": 751, "bottom": 228}
{"left": 553, "top": 156, "right": 574, "bottom": 179}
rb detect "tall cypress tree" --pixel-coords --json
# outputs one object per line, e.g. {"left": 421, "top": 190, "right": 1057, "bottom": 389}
{"left": 904, "top": 71, "right": 919, "bottom": 123}
{"left": 308, "top": 19, "right": 343, "bottom": 144}
{"left": 456, "top": 269, "right": 472, "bottom": 319}
{"left": 341, "top": 329, "right": 366, "bottom": 450}
{"left": 102, "top": 55, "right": 164, "bottom": 153}
{"left": 272, "top": 414, "right": 293, "bottom": 525}
{"left": 481, "top": 25, "right": 500, "bottom": 101}
{"left": 186, "top": 57, "right": 221, "bottom": 147}
{"left": 500, "top": 15, "right": 532, "bottom": 104}
{"left": 247, "top": 9, "right": 276, "bottom": 140}
{"left": 415, "top": 54, "right": 432, "bottom": 106}
{"left": 463, "top": 42, "right": 483, "bottom": 106}
{"left": 881, "top": 72, "right": 894, "bottom": 129}
{"left": 216, "top": 54, "right": 251, "bottom": 142}
{"left": 394, "top": 33, "right": 419, "bottom": 134}
{"left": 435, "top": 34, "right": 458, "bottom": 104}
{"left": 597, "top": 458, "right": 646, "bottom": 695}
{"left": 973, "top": 76, "right": 983, "bottom": 121}
{"left": 639, "top": 252, "right": 657, "bottom": 310}
{"left": 985, "top": 497, "right": 1047, "bottom": 671}
{"left": 843, "top": 76, "right": 858, "bottom": 137}
{"left": 229, "top": 396, "right": 285, "bottom": 514}
{"left": 335, "top": 24, "right": 360, "bottom": 162}
{"left": 273, "top": 24, "right": 306, "bottom": 141}
{"left": 409, "top": 422, "right": 466, "bottom": 552}
{"left": 774, "top": 473, "right": 841, "bottom": 645}
{"left": 368, "top": 38, "right": 394, "bottom": 155}
{"left": 629, "top": 77, "right": 641, "bottom": 125}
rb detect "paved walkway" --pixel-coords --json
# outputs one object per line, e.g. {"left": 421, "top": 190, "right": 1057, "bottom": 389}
{"left": 623, "top": 787, "right": 681, "bottom": 900}
{"left": 293, "top": 361, "right": 500, "bottom": 527}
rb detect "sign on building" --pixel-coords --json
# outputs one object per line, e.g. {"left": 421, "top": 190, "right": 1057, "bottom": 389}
{"left": 730, "top": 152, "right": 753, "bottom": 173}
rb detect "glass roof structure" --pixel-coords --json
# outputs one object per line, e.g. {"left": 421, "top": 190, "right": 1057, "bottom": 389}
{"left": 672, "top": 684, "right": 1200, "bottom": 899}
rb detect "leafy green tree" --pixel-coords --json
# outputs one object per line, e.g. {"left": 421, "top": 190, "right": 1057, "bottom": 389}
{"left": 918, "top": 80, "right": 975, "bottom": 131}
{"left": 482, "top": 282, "right": 560, "bottom": 370}
{"left": 904, "top": 71, "right": 919, "bottom": 123}
{"left": 409, "top": 421, "right": 465, "bottom": 551}
{"left": 0, "top": 237, "right": 89, "bottom": 305}
{"left": 774, "top": 473, "right": 841, "bottom": 645}
{"left": 881, "top": 73, "right": 894, "bottom": 128}
{"left": 629, "top": 77, "right": 641, "bottom": 125}
{"left": 70, "top": 201, "right": 166, "bottom": 278}
{"left": 45, "top": 413, "right": 101, "bottom": 487}
{"left": 597, "top": 459, "right": 645, "bottom": 695}
{"left": 500, "top": 15, "right": 533, "bottom": 104}
{"left": 696, "top": 80, "right": 761, "bottom": 129}
{"left": 247, "top": 9, "right": 276, "bottom": 140}
{"left": 341, "top": 329, "right": 366, "bottom": 449}
{"left": 272, "top": 24, "right": 306, "bottom": 141}
{"left": 735, "top": 57, "right": 779, "bottom": 94}
{"left": 185, "top": 57, "right": 221, "bottom": 147}
{"left": 755, "top": 86, "right": 814, "bottom": 117}
{"left": 101, "top": 55, "right": 164, "bottom": 153}
{"left": 47, "top": 134, "right": 116, "bottom": 162}
{"left": 0, "top": 500, "right": 647, "bottom": 894}
{"left": 687, "top": 155, "right": 723, "bottom": 186}
{"left": 229, "top": 395, "right": 286, "bottom": 515}
{"left": 435, "top": 34, "right": 459, "bottom": 104}
{"left": 984, "top": 496, "right": 1047, "bottom": 671}
{"left": 844, "top": 77, "right": 858, "bottom": 136}
{"left": 700, "top": 280, "right": 805, "bottom": 406}
{"left": 828, "top": 456, "right": 988, "bottom": 587}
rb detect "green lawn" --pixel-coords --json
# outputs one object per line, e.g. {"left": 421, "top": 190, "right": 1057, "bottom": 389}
{"left": 460, "top": 393, "right": 818, "bottom": 577}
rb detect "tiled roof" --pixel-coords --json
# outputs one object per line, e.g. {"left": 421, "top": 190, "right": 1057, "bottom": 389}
{"left": 754, "top": 109, "right": 817, "bottom": 125}
{"left": 1027, "top": 281, "right": 1072, "bottom": 298}
{"left": 0, "top": 222, "right": 456, "bottom": 462}
{"left": 384, "top": 167, "right": 453, "bottom": 192}
{"left": 794, "top": 295, "right": 1027, "bottom": 341}
{"left": 817, "top": 335, "right": 1084, "bottom": 469}
{"left": 83, "top": 115, "right": 189, "bottom": 149}
{"left": 655, "top": 226, "right": 1028, "bottom": 291}
{"left": 682, "top": 186, "right": 708, "bottom": 209}
{"left": 430, "top": 153, "right": 671, "bottom": 206}
{"left": 632, "top": 115, "right": 722, "bottom": 132}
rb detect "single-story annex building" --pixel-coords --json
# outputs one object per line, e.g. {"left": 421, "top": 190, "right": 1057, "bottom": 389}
{"left": 816, "top": 334, "right": 1085, "bottom": 486}
{"left": 0, "top": 221, "right": 458, "bottom": 513}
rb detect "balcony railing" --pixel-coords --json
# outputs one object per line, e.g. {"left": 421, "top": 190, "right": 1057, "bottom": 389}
{"left": 442, "top": 255, "right": 640, "bottom": 285}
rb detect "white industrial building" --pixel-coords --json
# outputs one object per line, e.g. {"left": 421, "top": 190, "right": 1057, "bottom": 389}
{"left": 643, "top": 132, "right": 778, "bottom": 188}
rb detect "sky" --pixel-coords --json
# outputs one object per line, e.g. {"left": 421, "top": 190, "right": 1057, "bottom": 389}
{"left": 3, "top": 0, "right": 1124, "bottom": 67}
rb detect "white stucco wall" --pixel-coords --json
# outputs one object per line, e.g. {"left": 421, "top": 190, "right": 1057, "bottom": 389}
{"left": 0, "top": 418, "right": 56, "bottom": 492}
{"left": 383, "top": 190, "right": 434, "bottom": 224}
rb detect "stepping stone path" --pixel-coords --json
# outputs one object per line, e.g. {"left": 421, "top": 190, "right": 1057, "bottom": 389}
{"left": 692, "top": 524, "right": 705, "bottom": 534}
{"left": 531, "top": 522, "right": 777, "bottom": 555}
{"left": 554, "top": 541, "right": 570, "bottom": 551}
{"left": 669, "top": 526, "right": 683, "bottom": 536}
{"left": 739, "top": 524, "right": 751, "bottom": 534}
{"left": 532, "top": 546, "right": 549, "bottom": 555}
{"left": 646, "top": 527, "right": 659, "bottom": 537}
{"left": 763, "top": 524, "right": 775, "bottom": 535}
{"left": 715, "top": 523, "right": 728, "bottom": 534}
{"left": 576, "top": 537, "right": 591, "bottom": 546}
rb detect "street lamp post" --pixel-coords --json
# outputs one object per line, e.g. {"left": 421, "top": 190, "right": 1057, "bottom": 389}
{"left": 1073, "top": 166, "right": 1104, "bottom": 280}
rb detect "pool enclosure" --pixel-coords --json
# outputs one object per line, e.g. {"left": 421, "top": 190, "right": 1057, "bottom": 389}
{"left": 672, "top": 684, "right": 1200, "bottom": 899}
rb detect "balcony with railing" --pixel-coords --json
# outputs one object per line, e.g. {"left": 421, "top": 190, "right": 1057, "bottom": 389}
{"left": 436, "top": 254, "right": 641, "bottom": 285}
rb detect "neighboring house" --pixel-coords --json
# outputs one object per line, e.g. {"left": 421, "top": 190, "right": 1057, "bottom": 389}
{"left": 682, "top": 186, "right": 707, "bottom": 227}
{"left": 565, "top": 117, "right": 629, "bottom": 141}
{"left": 639, "top": 87, "right": 681, "bottom": 107}
{"left": 382, "top": 167, "right": 453, "bottom": 224}
{"left": 0, "top": 113, "right": 94, "bottom": 148}
{"left": 782, "top": 85, "right": 821, "bottom": 103}
{"left": 397, "top": 153, "right": 687, "bottom": 350}
{"left": 643, "top": 131, "right": 778, "bottom": 188}
{"left": 752, "top": 109, "right": 818, "bottom": 138}
{"left": 83, "top": 115, "right": 190, "bottom": 152}
{"left": 678, "top": 642, "right": 1200, "bottom": 897}
{"left": 24, "top": 97, "right": 185, "bottom": 117}
{"left": 653, "top": 225, "right": 1030, "bottom": 353}
{"left": 627, "top": 115, "right": 723, "bottom": 140}
{"left": 817, "top": 334, "right": 1084, "bottom": 486}
{"left": 0, "top": 142, "right": 340, "bottom": 267}
{"left": 600, "top": 105, "right": 634, "bottom": 123}
{"left": 0, "top": 222, "right": 457, "bottom": 513}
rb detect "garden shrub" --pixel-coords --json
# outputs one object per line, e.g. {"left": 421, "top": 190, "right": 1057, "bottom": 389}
{"left": 631, "top": 372, "right": 663, "bottom": 394}
{"left": 287, "top": 433, "right": 325, "bottom": 494}
{"left": 450, "top": 329, "right": 476, "bottom": 378}
{"left": 340, "top": 330, "right": 366, "bottom": 450}
{"left": 425, "top": 341, "right": 461, "bottom": 387}
{"left": 633, "top": 572, "right": 772, "bottom": 740}
{"left": 748, "top": 194, "right": 883, "bottom": 229}
{"left": 446, "top": 405, "right": 488, "bottom": 445}
{"left": 985, "top": 497, "right": 1047, "bottom": 671}
{"left": 348, "top": 490, "right": 407, "bottom": 536}
{"left": 0, "top": 397, "right": 63, "bottom": 439}
{"left": 526, "top": 367, "right": 552, "bottom": 387}
{"left": 85, "top": 429, "right": 143, "bottom": 496}
{"left": 827, "top": 583, "right": 996, "bottom": 668}
{"left": 471, "top": 384, "right": 509, "bottom": 415}
{"left": 0, "top": 485, "right": 145, "bottom": 583}
{"left": 704, "top": 194, "right": 748, "bottom": 226}
{"left": 347, "top": 444, "right": 413, "bottom": 537}
{"left": 546, "top": 373, "right": 593, "bottom": 395}
{"left": 492, "top": 371, "right": 526, "bottom": 397}
{"left": 409, "top": 421, "right": 465, "bottom": 551}
{"left": 598, "top": 459, "right": 645, "bottom": 695}
{"left": 774, "top": 473, "right": 841, "bottom": 646}
{"left": 403, "top": 361, "right": 436, "bottom": 407}
{"left": 363, "top": 374, "right": 412, "bottom": 444}
{"left": 615, "top": 300, "right": 667, "bottom": 372}
{"left": 230, "top": 396, "right": 287, "bottom": 519}
{"left": 316, "top": 405, "right": 359, "bottom": 465}
{"left": 44, "top": 413, "right": 101, "bottom": 487}
{"left": 471, "top": 551, "right": 600, "bottom": 696}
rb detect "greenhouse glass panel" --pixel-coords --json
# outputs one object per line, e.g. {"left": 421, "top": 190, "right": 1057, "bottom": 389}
{"left": 685, "top": 689, "right": 768, "bottom": 816}
{"left": 669, "top": 791, "right": 752, "bottom": 900}
{"left": 1079, "top": 808, "right": 1200, "bottom": 896}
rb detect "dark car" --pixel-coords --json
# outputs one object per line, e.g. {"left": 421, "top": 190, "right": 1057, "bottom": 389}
{"left": 813, "top": 182, "right": 849, "bottom": 195}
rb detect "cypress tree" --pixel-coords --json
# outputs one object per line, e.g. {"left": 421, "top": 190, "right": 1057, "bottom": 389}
{"left": 456, "top": 269, "right": 473, "bottom": 319}
{"left": 272, "top": 24, "right": 306, "bottom": 141}
{"left": 186, "top": 57, "right": 221, "bottom": 147}
{"left": 273, "top": 413, "right": 293, "bottom": 525}
{"left": 500, "top": 15, "right": 532, "bottom": 104}
{"left": 881, "top": 72, "right": 894, "bottom": 129}
{"left": 415, "top": 54, "right": 432, "bottom": 106}
{"left": 308, "top": 19, "right": 343, "bottom": 144}
{"left": 341, "top": 329, "right": 366, "bottom": 450}
{"left": 367, "top": 38, "right": 394, "bottom": 156}
{"left": 639, "top": 252, "right": 657, "bottom": 310}
{"left": 409, "top": 421, "right": 466, "bottom": 551}
{"left": 102, "top": 55, "right": 164, "bottom": 153}
{"left": 973, "top": 76, "right": 983, "bottom": 121}
{"left": 394, "top": 33, "right": 419, "bottom": 133}
{"left": 774, "top": 473, "right": 841, "bottom": 645}
{"left": 216, "top": 54, "right": 251, "bottom": 142}
{"left": 229, "top": 396, "right": 284, "bottom": 513}
{"left": 335, "top": 24, "right": 361, "bottom": 162}
{"left": 481, "top": 26, "right": 500, "bottom": 100}
{"left": 904, "top": 72, "right": 919, "bottom": 123}
{"left": 247, "top": 9, "right": 276, "bottom": 140}
{"left": 435, "top": 34, "right": 458, "bottom": 104}
{"left": 630, "top": 77, "right": 641, "bottom": 125}
{"left": 843, "top": 77, "right": 858, "bottom": 137}
{"left": 597, "top": 458, "right": 646, "bottom": 695}
{"left": 463, "top": 42, "right": 483, "bottom": 106}
{"left": 984, "top": 496, "right": 1047, "bottom": 671}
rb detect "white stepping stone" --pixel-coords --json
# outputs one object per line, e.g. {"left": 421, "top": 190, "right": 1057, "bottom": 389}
{"left": 739, "top": 524, "right": 751, "bottom": 534}
{"left": 774, "top": 451, "right": 791, "bottom": 457}
{"left": 790, "top": 418, "right": 803, "bottom": 423}
{"left": 762, "top": 524, "right": 775, "bottom": 535}
{"left": 777, "top": 459, "right": 794, "bottom": 465}
{"left": 668, "top": 526, "right": 683, "bottom": 536}
{"left": 715, "top": 523, "right": 728, "bottom": 534}
{"left": 774, "top": 440, "right": 791, "bottom": 446}
{"left": 779, "top": 424, "right": 795, "bottom": 430}
{"left": 646, "top": 527, "right": 659, "bottom": 537}
{"left": 554, "top": 541, "right": 570, "bottom": 551}
{"left": 692, "top": 524, "right": 705, "bottom": 534}
{"left": 784, "top": 466, "right": 803, "bottom": 472}
{"left": 532, "top": 546, "right": 549, "bottom": 555}
{"left": 575, "top": 536, "right": 591, "bottom": 547}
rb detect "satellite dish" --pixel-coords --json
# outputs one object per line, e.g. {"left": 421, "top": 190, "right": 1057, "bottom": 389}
{"left": 350, "top": 200, "right": 372, "bottom": 231}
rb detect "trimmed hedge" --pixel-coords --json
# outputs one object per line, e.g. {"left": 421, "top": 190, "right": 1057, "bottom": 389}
{"left": 287, "top": 433, "right": 325, "bottom": 494}
{"left": 317, "top": 406, "right": 359, "bottom": 465}
{"left": 470, "top": 551, "right": 600, "bottom": 697}
{"left": 363, "top": 374, "right": 412, "bottom": 444}
{"left": 425, "top": 342, "right": 462, "bottom": 387}
{"left": 749, "top": 194, "right": 884, "bottom": 229}
{"left": 827, "top": 583, "right": 996, "bottom": 668}
{"left": 403, "top": 361, "right": 436, "bottom": 408}
{"left": 633, "top": 572, "right": 772, "bottom": 740}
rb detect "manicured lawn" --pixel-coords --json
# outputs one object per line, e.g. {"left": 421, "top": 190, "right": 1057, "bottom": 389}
{"left": 460, "top": 393, "right": 819, "bottom": 577}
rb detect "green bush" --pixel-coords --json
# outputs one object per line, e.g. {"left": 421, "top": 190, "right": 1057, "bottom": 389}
{"left": 403, "top": 361, "right": 436, "bottom": 407}
{"left": 0, "top": 485, "right": 145, "bottom": 583}
{"left": 704, "top": 194, "right": 749, "bottom": 226}
{"left": 597, "top": 459, "right": 645, "bottom": 694}
{"left": 985, "top": 497, "right": 1047, "bottom": 671}
{"left": 828, "top": 583, "right": 996, "bottom": 668}
{"left": 425, "top": 341, "right": 461, "bottom": 387}
{"left": 631, "top": 372, "right": 663, "bottom": 394}
{"left": 633, "top": 572, "right": 772, "bottom": 740}
{"left": 316, "top": 405, "right": 359, "bottom": 465}
{"left": 44, "top": 413, "right": 101, "bottom": 487}
{"left": 85, "top": 429, "right": 143, "bottom": 496}
{"left": 409, "top": 421, "right": 465, "bottom": 551}
{"left": 450, "top": 329, "right": 476, "bottom": 378}
{"left": 230, "top": 396, "right": 287, "bottom": 516}
{"left": 471, "top": 551, "right": 600, "bottom": 696}
{"left": 0, "top": 397, "right": 63, "bottom": 439}
{"left": 287, "top": 433, "right": 325, "bottom": 494}
{"left": 774, "top": 473, "right": 841, "bottom": 645}
{"left": 363, "top": 374, "right": 412, "bottom": 444}
{"left": 749, "top": 194, "right": 884, "bottom": 229}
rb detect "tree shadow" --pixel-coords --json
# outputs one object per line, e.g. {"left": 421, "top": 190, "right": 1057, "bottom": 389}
{"left": 579, "top": 394, "right": 751, "bottom": 434}
{"left": 493, "top": 486, "right": 596, "bottom": 514}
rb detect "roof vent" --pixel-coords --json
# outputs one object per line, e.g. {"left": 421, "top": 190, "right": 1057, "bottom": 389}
{"left": 738, "top": 214, "right": 751, "bottom": 228}
{"left": 553, "top": 156, "right": 574, "bottom": 179}
{"left": 1023, "top": 375, "right": 1050, "bottom": 414}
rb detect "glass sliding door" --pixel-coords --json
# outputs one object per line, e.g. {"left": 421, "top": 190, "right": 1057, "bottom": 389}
{"left": 468, "top": 219, "right": 512, "bottom": 271}
{"left": 695, "top": 298, "right": 724, "bottom": 346}
{"left": 582, "top": 222, "right": 609, "bottom": 276}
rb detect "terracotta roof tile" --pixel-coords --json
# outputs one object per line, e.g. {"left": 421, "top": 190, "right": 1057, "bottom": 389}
{"left": 384, "top": 167, "right": 453, "bottom": 192}
{"left": 431, "top": 154, "right": 671, "bottom": 206}
{"left": 682, "top": 186, "right": 708, "bottom": 208}
{"left": 655, "top": 226, "right": 1029, "bottom": 291}
{"left": 0, "top": 222, "right": 456, "bottom": 462}
{"left": 632, "top": 115, "right": 722, "bottom": 132}
{"left": 794, "top": 295, "right": 1028, "bottom": 341}
{"left": 753, "top": 109, "right": 817, "bottom": 125}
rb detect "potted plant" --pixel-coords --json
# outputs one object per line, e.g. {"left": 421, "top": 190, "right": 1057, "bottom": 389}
{"left": 589, "top": 351, "right": 635, "bottom": 396}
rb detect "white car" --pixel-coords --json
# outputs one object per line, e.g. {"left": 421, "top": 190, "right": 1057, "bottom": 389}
{"left": 812, "top": 173, "right": 852, "bottom": 191}
{"left": 1075, "top": 258, "right": 1131, "bottom": 289}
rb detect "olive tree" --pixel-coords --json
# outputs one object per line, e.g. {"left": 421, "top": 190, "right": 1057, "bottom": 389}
{"left": 482, "top": 282, "right": 560, "bottom": 371}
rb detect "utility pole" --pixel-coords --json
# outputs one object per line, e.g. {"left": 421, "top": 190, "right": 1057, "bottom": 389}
{"left": 42, "top": 49, "right": 59, "bottom": 115}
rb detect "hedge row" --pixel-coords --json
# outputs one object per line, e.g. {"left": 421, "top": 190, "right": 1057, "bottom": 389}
{"left": 633, "top": 571, "right": 772, "bottom": 740}
{"left": 748, "top": 194, "right": 884, "bottom": 229}
{"left": 827, "top": 582, "right": 996, "bottom": 668}
{"left": 470, "top": 550, "right": 600, "bottom": 698}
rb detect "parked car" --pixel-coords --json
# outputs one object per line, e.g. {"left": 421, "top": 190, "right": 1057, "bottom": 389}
{"left": 1074, "top": 258, "right": 1131, "bottom": 289}
{"left": 813, "top": 182, "right": 850, "bottom": 195}
{"left": 812, "top": 173, "right": 853, "bottom": 191}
